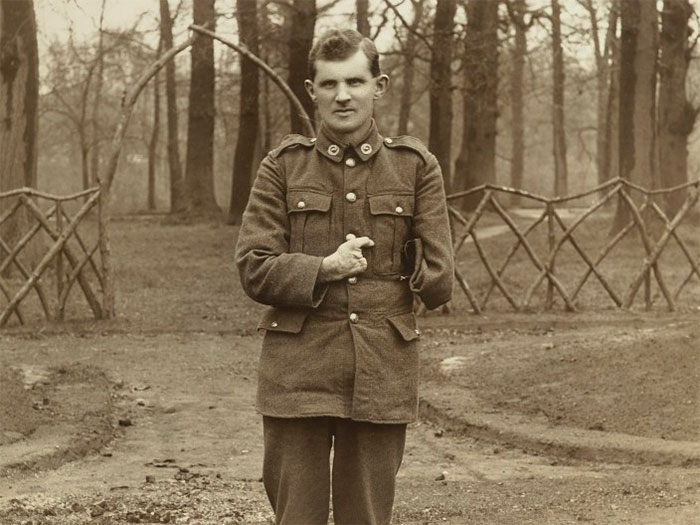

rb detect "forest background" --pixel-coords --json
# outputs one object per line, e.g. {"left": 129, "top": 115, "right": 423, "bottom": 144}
{"left": 3, "top": 0, "right": 700, "bottom": 223}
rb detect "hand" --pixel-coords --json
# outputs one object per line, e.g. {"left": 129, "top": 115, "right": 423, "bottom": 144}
{"left": 318, "top": 234, "right": 375, "bottom": 282}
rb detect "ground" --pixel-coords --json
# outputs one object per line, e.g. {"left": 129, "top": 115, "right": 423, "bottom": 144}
{"left": 0, "top": 218, "right": 698, "bottom": 524}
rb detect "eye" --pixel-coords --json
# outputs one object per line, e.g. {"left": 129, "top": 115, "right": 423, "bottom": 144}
{"left": 347, "top": 78, "right": 364, "bottom": 87}
{"left": 320, "top": 80, "right": 336, "bottom": 89}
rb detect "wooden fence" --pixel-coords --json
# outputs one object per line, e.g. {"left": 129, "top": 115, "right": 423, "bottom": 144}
{"left": 446, "top": 177, "right": 700, "bottom": 313}
{"left": 0, "top": 187, "right": 107, "bottom": 327}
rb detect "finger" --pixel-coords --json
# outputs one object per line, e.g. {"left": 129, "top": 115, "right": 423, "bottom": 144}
{"left": 345, "top": 233, "right": 357, "bottom": 241}
{"left": 348, "top": 236, "right": 375, "bottom": 248}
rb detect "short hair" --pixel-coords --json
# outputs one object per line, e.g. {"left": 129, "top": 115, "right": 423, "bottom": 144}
{"left": 308, "top": 28, "right": 381, "bottom": 80}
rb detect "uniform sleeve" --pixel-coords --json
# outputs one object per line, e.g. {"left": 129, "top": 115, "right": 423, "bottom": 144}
{"left": 410, "top": 153, "right": 454, "bottom": 310}
{"left": 235, "top": 154, "right": 328, "bottom": 308}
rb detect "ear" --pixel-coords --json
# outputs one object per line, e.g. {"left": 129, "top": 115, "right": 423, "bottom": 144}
{"left": 304, "top": 79, "right": 316, "bottom": 102}
{"left": 374, "top": 74, "right": 389, "bottom": 100}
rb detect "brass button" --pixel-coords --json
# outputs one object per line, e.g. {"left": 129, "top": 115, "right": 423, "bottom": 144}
{"left": 414, "top": 329, "right": 421, "bottom": 336}
{"left": 347, "top": 276, "right": 358, "bottom": 285}
{"left": 349, "top": 312, "right": 359, "bottom": 323}
{"left": 310, "top": 137, "right": 317, "bottom": 143}
{"left": 328, "top": 144, "right": 340, "bottom": 156}
{"left": 270, "top": 321, "right": 278, "bottom": 328}
{"left": 384, "top": 137, "right": 393, "bottom": 144}
{"left": 345, "top": 157, "right": 356, "bottom": 168}
{"left": 297, "top": 201, "right": 306, "bottom": 209}
{"left": 395, "top": 206, "right": 404, "bottom": 214}
{"left": 345, "top": 233, "right": 356, "bottom": 241}
{"left": 345, "top": 192, "right": 357, "bottom": 203}
{"left": 360, "top": 143, "right": 372, "bottom": 155}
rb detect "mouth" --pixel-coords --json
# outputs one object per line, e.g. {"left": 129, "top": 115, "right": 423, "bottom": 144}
{"left": 334, "top": 108, "right": 355, "bottom": 116}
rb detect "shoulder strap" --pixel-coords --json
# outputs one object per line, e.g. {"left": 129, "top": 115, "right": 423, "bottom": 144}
{"left": 383, "top": 135, "right": 430, "bottom": 164}
{"left": 269, "top": 134, "right": 315, "bottom": 159}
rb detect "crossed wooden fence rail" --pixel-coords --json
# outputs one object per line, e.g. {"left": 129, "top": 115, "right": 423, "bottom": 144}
{"left": 0, "top": 187, "right": 106, "bottom": 327}
{"left": 446, "top": 177, "right": 700, "bottom": 313}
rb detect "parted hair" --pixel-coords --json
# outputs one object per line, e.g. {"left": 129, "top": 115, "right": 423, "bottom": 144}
{"left": 307, "top": 28, "right": 381, "bottom": 80}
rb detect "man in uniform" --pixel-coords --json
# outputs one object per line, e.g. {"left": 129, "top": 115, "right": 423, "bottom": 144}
{"left": 236, "top": 28, "right": 454, "bottom": 525}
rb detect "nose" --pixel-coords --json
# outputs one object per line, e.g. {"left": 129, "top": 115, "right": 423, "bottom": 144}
{"left": 335, "top": 83, "right": 351, "bottom": 103}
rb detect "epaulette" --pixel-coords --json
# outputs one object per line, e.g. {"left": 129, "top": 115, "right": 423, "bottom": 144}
{"left": 269, "top": 134, "right": 316, "bottom": 159}
{"left": 383, "top": 135, "right": 430, "bottom": 164}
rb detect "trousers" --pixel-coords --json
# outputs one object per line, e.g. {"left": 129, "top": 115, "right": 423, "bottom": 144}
{"left": 262, "top": 416, "right": 407, "bottom": 525}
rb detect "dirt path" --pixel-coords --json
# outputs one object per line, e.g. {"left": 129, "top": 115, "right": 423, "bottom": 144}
{"left": 1, "top": 326, "right": 698, "bottom": 524}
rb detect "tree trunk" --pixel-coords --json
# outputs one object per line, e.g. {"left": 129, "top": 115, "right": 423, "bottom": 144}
{"left": 228, "top": 0, "right": 260, "bottom": 225}
{"left": 454, "top": 0, "right": 499, "bottom": 210}
{"left": 551, "top": 0, "right": 568, "bottom": 197}
{"left": 397, "top": 0, "right": 424, "bottom": 136}
{"left": 287, "top": 0, "right": 316, "bottom": 135}
{"left": 159, "top": 0, "right": 186, "bottom": 213}
{"left": 81, "top": 140, "right": 91, "bottom": 195}
{"left": 90, "top": 0, "right": 106, "bottom": 187}
{"left": 260, "top": 1, "right": 273, "bottom": 152}
{"left": 429, "top": 0, "right": 456, "bottom": 188}
{"left": 658, "top": 0, "right": 694, "bottom": 217}
{"left": 356, "top": 0, "right": 370, "bottom": 36}
{"left": 605, "top": 4, "right": 620, "bottom": 189}
{"left": 600, "top": 2, "right": 619, "bottom": 185}
{"left": 613, "top": 0, "right": 658, "bottom": 233}
{"left": 0, "top": 0, "right": 39, "bottom": 271}
{"left": 184, "top": 0, "right": 220, "bottom": 218}
{"left": 509, "top": 0, "right": 527, "bottom": 202}
{"left": 147, "top": 47, "right": 161, "bottom": 211}
{"left": 584, "top": 0, "right": 617, "bottom": 186}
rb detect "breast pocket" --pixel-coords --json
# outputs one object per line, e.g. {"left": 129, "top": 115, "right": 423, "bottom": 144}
{"left": 368, "top": 194, "right": 415, "bottom": 275}
{"left": 287, "top": 190, "right": 332, "bottom": 256}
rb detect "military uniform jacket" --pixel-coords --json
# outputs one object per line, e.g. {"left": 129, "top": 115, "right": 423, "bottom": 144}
{"left": 235, "top": 121, "right": 454, "bottom": 423}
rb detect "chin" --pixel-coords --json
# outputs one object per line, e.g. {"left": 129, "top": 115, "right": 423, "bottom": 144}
{"left": 327, "top": 116, "right": 366, "bottom": 136}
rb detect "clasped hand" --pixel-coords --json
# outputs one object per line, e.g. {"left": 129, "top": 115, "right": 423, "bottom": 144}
{"left": 318, "top": 234, "right": 374, "bottom": 283}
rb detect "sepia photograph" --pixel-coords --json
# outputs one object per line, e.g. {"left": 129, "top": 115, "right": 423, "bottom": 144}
{"left": 0, "top": 0, "right": 699, "bottom": 523}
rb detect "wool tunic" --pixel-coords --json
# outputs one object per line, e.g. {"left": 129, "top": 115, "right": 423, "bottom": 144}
{"left": 235, "top": 122, "right": 454, "bottom": 423}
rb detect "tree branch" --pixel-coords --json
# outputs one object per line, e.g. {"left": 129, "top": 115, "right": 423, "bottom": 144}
{"left": 383, "top": 0, "right": 432, "bottom": 51}
{"left": 189, "top": 24, "right": 314, "bottom": 136}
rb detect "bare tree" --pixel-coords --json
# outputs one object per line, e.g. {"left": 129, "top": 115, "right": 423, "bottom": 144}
{"left": 147, "top": 42, "right": 161, "bottom": 211}
{"left": 45, "top": 40, "right": 96, "bottom": 194}
{"left": 0, "top": 0, "right": 39, "bottom": 266}
{"left": 551, "top": 0, "right": 568, "bottom": 196}
{"left": 228, "top": 0, "right": 260, "bottom": 225}
{"left": 454, "top": 0, "right": 499, "bottom": 210}
{"left": 184, "top": 0, "right": 220, "bottom": 218}
{"left": 357, "top": 0, "right": 370, "bottom": 36}
{"left": 90, "top": 0, "right": 107, "bottom": 186}
{"left": 613, "top": 0, "right": 658, "bottom": 232}
{"left": 287, "top": 0, "right": 316, "bottom": 135}
{"left": 159, "top": 0, "right": 187, "bottom": 213}
{"left": 580, "top": 0, "right": 618, "bottom": 186}
{"left": 429, "top": 0, "right": 457, "bottom": 187}
{"left": 604, "top": 2, "right": 620, "bottom": 188}
{"left": 396, "top": 0, "right": 426, "bottom": 136}
{"left": 620, "top": 0, "right": 658, "bottom": 191}
{"left": 658, "top": 0, "right": 696, "bottom": 216}
{"left": 507, "top": 0, "right": 529, "bottom": 199}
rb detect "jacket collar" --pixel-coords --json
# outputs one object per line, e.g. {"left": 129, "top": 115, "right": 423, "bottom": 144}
{"left": 314, "top": 120, "right": 383, "bottom": 163}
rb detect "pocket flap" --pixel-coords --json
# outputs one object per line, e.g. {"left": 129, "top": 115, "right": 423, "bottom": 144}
{"left": 386, "top": 312, "right": 421, "bottom": 341}
{"left": 368, "top": 194, "right": 414, "bottom": 216}
{"left": 257, "top": 307, "right": 311, "bottom": 334}
{"left": 287, "top": 190, "right": 332, "bottom": 214}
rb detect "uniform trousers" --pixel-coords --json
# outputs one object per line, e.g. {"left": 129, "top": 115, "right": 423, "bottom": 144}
{"left": 262, "top": 416, "right": 407, "bottom": 525}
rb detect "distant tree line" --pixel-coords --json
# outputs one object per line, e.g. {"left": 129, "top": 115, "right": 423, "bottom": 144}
{"left": 1, "top": 0, "right": 698, "bottom": 230}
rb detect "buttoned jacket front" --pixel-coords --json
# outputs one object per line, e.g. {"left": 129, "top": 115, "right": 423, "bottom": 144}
{"left": 235, "top": 122, "right": 454, "bottom": 423}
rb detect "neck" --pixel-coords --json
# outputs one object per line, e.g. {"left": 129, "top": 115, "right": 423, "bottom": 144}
{"left": 324, "top": 119, "right": 373, "bottom": 147}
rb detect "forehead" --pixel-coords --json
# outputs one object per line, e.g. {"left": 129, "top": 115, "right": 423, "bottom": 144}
{"left": 313, "top": 49, "right": 373, "bottom": 81}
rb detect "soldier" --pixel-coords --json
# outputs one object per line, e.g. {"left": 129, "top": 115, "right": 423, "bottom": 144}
{"left": 236, "top": 28, "right": 454, "bottom": 525}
